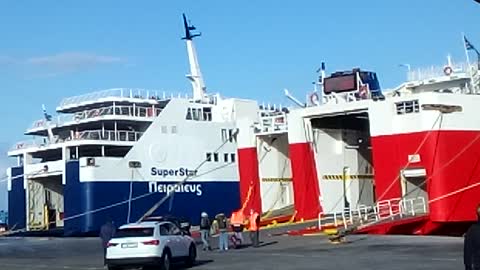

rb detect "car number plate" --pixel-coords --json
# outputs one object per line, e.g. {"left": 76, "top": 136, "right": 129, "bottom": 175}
{"left": 121, "top": 242, "right": 138, "bottom": 248}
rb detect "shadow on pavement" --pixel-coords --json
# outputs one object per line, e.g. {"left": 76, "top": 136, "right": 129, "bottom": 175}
{"left": 176, "top": 259, "right": 214, "bottom": 269}
{"left": 258, "top": 241, "right": 279, "bottom": 247}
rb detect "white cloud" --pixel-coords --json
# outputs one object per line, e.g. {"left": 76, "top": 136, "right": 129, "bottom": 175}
{"left": 26, "top": 52, "right": 125, "bottom": 73}
{"left": 0, "top": 52, "right": 127, "bottom": 78}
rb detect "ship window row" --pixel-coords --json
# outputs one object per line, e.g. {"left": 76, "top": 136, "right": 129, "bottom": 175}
{"left": 161, "top": 126, "right": 178, "bottom": 134}
{"left": 186, "top": 107, "right": 212, "bottom": 121}
{"left": 205, "top": 152, "right": 236, "bottom": 163}
{"left": 221, "top": 128, "right": 237, "bottom": 143}
{"left": 395, "top": 100, "right": 420, "bottom": 115}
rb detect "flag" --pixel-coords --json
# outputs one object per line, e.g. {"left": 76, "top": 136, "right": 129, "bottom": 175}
{"left": 464, "top": 35, "right": 480, "bottom": 55}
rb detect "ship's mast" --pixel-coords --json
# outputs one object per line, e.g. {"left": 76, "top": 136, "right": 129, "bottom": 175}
{"left": 182, "top": 13, "right": 206, "bottom": 102}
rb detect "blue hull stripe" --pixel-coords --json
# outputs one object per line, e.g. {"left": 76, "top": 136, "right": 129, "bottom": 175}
{"left": 64, "top": 160, "right": 240, "bottom": 235}
{"left": 8, "top": 167, "right": 26, "bottom": 230}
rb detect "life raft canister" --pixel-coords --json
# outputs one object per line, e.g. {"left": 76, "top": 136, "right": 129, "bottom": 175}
{"left": 443, "top": 66, "right": 453, "bottom": 76}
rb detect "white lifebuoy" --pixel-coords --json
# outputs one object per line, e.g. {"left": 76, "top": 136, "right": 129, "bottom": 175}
{"left": 310, "top": 92, "right": 320, "bottom": 105}
{"left": 443, "top": 66, "right": 453, "bottom": 76}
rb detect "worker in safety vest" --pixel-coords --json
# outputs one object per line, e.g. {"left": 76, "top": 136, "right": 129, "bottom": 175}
{"left": 248, "top": 209, "right": 260, "bottom": 247}
{"left": 230, "top": 210, "right": 245, "bottom": 248}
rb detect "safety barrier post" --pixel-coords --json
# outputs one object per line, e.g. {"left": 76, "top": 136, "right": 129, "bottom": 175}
{"left": 411, "top": 199, "right": 416, "bottom": 216}
{"left": 318, "top": 212, "right": 323, "bottom": 230}
{"left": 341, "top": 211, "right": 348, "bottom": 229}
{"left": 421, "top": 197, "right": 427, "bottom": 214}
{"left": 388, "top": 200, "right": 393, "bottom": 217}
{"left": 349, "top": 208, "right": 353, "bottom": 224}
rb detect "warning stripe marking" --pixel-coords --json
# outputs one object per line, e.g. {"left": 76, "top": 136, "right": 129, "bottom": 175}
{"left": 261, "top": 178, "right": 293, "bottom": 182}
{"left": 322, "top": 174, "right": 374, "bottom": 180}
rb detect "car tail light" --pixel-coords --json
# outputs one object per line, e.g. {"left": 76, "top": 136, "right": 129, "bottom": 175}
{"left": 142, "top": 240, "right": 160, "bottom": 246}
{"left": 107, "top": 242, "right": 118, "bottom": 248}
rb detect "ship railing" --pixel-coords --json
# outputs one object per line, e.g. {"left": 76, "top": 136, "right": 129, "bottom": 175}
{"left": 72, "top": 130, "right": 143, "bottom": 142}
{"left": 10, "top": 139, "right": 45, "bottom": 151}
{"left": 29, "top": 105, "right": 162, "bottom": 130}
{"left": 58, "top": 88, "right": 187, "bottom": 109}
{"left": 11, "top": 130, "right": 143, "bottom": 151}
{"left": 407, "top": 62, "right": 469, "bottom": 82}
{"left": 254, "top": 112, "right": 288, "bottom": 134}
{"left": 318, "top": 197, "right": 428, "bottom": 230}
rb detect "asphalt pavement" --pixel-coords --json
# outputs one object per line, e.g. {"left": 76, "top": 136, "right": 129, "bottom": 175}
{"left": 0, "top": 230, "right": 465, "bottom": 270}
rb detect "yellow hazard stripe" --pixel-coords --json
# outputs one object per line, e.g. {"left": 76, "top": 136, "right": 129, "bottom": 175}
{"left": 261, "top": 178, "right": 293, "bottom": 182}
{"left": 322, "top": 174, "right": 374, "bottom": 180}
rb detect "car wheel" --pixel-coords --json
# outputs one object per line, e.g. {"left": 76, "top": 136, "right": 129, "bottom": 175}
{"left": 160, "top": 249, "right": 172, "bottom": 270}
{"left": 185, "top": 244, "right": 196, "bottom": 267}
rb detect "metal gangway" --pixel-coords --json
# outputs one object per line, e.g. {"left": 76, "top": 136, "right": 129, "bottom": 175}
{"left": 318, "top": 197, "right": 428, "bottom": 231}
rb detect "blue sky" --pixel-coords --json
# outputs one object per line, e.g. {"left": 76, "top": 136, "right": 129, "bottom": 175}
{"left": 0, "top": 0, "right": 479, "bottom": 210}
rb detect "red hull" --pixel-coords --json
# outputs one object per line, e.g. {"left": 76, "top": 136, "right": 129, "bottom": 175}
{"left": 289, "top": 142, "right": 322, "bottom": 220}
{"left": 237, "top": 147, "right": 262, "bottom": 214}
{"left": 371, "top": 130, "right": 480, "bottom": 233}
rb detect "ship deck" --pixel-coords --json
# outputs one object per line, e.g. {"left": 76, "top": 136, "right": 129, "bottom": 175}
{"left": 0, "top": 227, "right": 463, "bottom": 269}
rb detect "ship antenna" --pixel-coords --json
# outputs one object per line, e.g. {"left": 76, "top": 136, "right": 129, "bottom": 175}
{"left": 182, "top": 13, "right": 206, "bottom": 102}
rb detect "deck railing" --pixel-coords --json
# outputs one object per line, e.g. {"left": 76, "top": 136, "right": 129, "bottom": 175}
{"left": 29, "top": 105, "right": 161, "bottom": 131}
{"left": 58, "top": 88, "right": 187, "bottom": 109}
{"left": 74, "top": 130, "right": 143, "bottom": 142}
{"left": 254, "top": 112, "right": 288, "bottom": 134}
{"left": 407, "top": 62, "right": 469, "bottom": 82}
{"left": 11, "top": 130, "right": 142, "bottom": 151}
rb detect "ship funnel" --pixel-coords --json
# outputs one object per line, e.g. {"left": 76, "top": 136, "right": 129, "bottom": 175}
{"left": 182, "top": 13, "right": 206, "bottom": 102}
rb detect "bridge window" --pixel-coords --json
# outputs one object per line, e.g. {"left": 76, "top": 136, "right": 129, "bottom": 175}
{"left": 228, "top": 129, "right": 233, "bottom": 142}
{"left": 396, "top": 100, "right": 420, "bottom": 115}
{"left": 221, "top": 129, "right": 228, "bottom": 142}
{"left": 206, "top": 153, "right": 212, "bottom": 162}
{"left": 186, "top": 107, "right": 213, "bottom": 121}
{"left": 230, "top": 153, "right": 236, "bottom": 163}
{"left": 213, "top": 153, "right": 219, "bottom": 162}
{"left": 203, "top": 107, "right": 212, "bottom": 121}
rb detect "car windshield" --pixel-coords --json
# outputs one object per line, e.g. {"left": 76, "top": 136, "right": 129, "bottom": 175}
{"left": 114, "top": 227, "right": 154, "bottom": 238}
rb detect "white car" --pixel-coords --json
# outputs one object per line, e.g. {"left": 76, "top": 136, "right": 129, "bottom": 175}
{"left": 106, "top": 221, "right": 197, "bottom": 270}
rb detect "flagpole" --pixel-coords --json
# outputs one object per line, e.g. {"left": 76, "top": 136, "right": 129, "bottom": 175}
{"left": 462, "top": 32, "right": 471, "bottom": 68}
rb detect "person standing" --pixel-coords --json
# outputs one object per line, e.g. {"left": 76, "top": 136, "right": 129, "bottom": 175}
{"left": 248, "top": 209, "right": 260, "bottom": 247}
{"left": 100, "top": 218, "right": 116, "bottom": 265}
{"left": 464, "top": 205, "right": 480, "bottom": 270}
{"left": 200, "top": 212, "right": 212, "bottom": 251}
{"left": 215, "top": 213, "right": 229, "bottom": 251}
{"left": 230, "top": 210, "right": 245, "bottom": 248}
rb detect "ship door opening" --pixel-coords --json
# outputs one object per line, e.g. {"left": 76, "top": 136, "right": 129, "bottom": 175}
{"left": 401, "top": 168, "right": 429, "bottom": 214}
{"left": 256, "top": 133, "right": 294, "bottom": 214}
{"left": 27, "top": 175, "right": 64, "bottom": 231}
{"left": 310, "top": 111, "right": 375, "bottom": 214}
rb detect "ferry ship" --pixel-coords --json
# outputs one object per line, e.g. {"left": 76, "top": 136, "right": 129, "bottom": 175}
{"left": 6, "top": 14, "right": 277, "bottom": 235}
{"left": 238, "top": 44, "right": 480, "bottom": 235}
